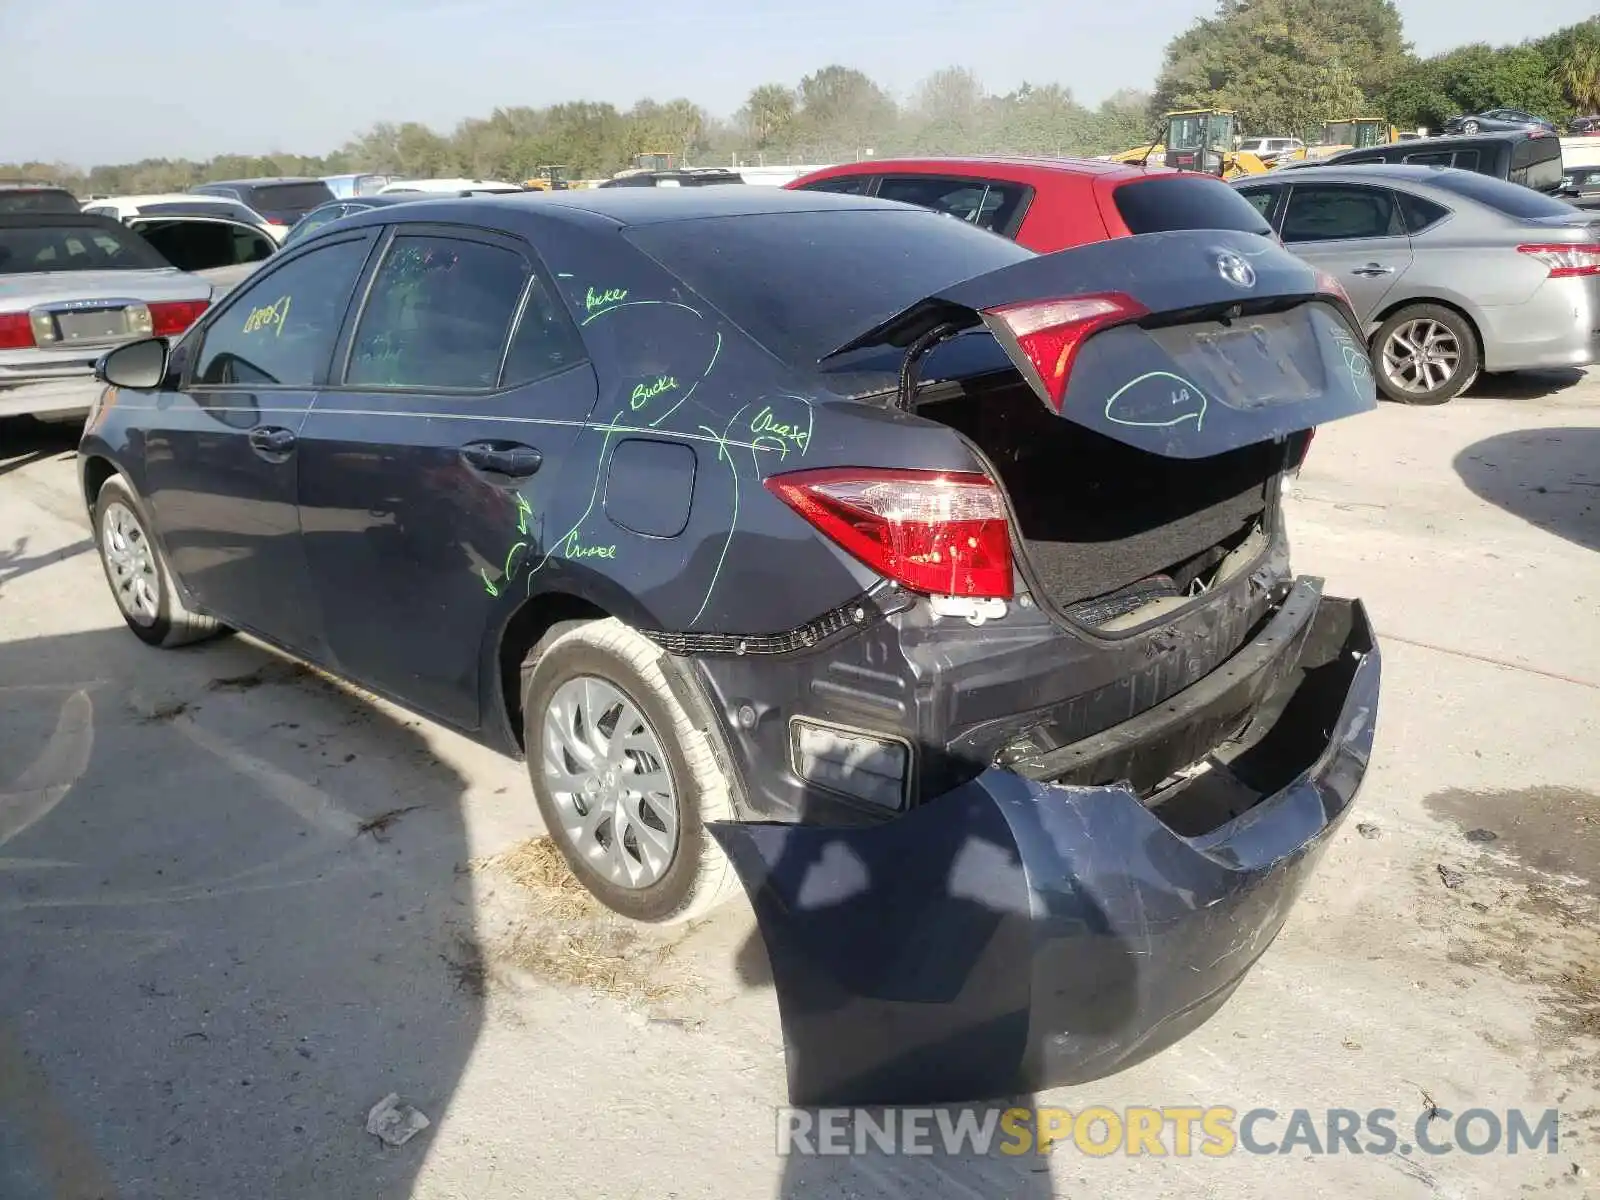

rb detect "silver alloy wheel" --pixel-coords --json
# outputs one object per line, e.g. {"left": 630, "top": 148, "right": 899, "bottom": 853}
{"left": 101, "top": 501, "right": 160, "bottom": 625}
{"left": 1380, "top": 317, "right": 1461, "bottom": 396}
{"left": 541, "top": 675, "right": 679, "bottom": 889}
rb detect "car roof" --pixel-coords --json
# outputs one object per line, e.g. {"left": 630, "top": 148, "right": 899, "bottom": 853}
{"left": 797, "top": 155, "right": 1179, "bottom": 183}
{"left": 197, "top": 177, "right": 324, "bottom": 188}
{"left": 0, "top": 182, "right": 73, "bottom": 191}
{"left": 0, "top": 211, "right": 141, "bottom": 230}
{"left": 1332, "top": 130, "right": 1543, "bottom": 157}
{"left": 321, "top": 186, "right": 913, "bottom": 238}
{"left": 96, "top": 193, "right": 240, "bottom": 205}
{"left": 1235, "top": 163, "right": 1493, "bottom": 190}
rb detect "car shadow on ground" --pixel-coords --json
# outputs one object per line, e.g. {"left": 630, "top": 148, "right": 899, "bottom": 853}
{"left": 0, "top": 417, "right": 80, "bottom": 480}
{"left": 1453, "top": 426, "right": 1600, "bottom": 552}
{"left": 0, "top": 625, "right": 482, "bottom": 1200}
{"left": 1466, "top": 368, "right": 1586, "bottom": 402}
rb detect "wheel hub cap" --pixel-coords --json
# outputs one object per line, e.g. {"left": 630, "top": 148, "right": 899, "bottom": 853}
{"left": 1382, "top": 317, "right": 1461, "bottom": 395}
{"left": 101, "top": 501, "right": 160, "bottom": 626}
{"left": 541, "top": 676, "right": 679, "bottom": 890}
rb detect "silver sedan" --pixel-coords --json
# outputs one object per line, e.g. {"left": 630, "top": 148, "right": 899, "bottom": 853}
{"left": 1235, "top": 164, "right": 1600, "bottom": 403}
{"left": 0, "top": 212, "right": 215, "bottom": 422}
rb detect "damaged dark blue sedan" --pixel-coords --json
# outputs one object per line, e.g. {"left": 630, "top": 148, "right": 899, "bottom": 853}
{"left": 79, "top": 187, "right": 1381, "bottom": 1106}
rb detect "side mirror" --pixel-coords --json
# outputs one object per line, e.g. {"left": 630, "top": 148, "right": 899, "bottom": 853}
{"left": 95, "top": 337, "right": 169, "bottom": 389}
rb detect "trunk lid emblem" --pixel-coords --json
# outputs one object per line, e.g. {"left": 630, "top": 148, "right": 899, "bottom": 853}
{"left": 1216, "top": 251, "right": 1256, "bottom": 289}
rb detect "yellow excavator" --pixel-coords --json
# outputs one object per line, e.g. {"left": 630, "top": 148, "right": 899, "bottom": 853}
{"left": 522, "top": 165, "right": 572, "bottom": 191}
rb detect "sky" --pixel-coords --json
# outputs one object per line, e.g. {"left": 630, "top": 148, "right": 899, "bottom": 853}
{"left": 2, "top": 0, "right": 1596, "bottom": 166}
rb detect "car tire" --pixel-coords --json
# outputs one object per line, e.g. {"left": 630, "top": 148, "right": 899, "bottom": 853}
{"left": 521, "top": 617, "right": 741, "bottom": 925}
{"left": 93, "top": 474, "right": 223, "bottom": 648}
{"left": 1462, "top": 119, "right": 1480, "bottom": 134}
{"left": 1371, "top": 304, "right": 1480, "bottom": 405}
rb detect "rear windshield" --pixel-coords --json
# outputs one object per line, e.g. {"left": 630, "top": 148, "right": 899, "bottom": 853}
{"left": 239, "top": 181, "right": 335, "bottom": 216}
{"left": 624, "top": 208, "right": 1033, "bottom": 366}
{"left": 0, "top": 188, "right": 81, "bottom": 215}
{"left": 0, "top": 221, "right": 169, "bottom": 273}
{"left": 1112, "top": 175, "right": 1275, "bottom": 236}
{"left": 1511, "top": 139, "right": 1564, "bottom": 192}
{"left": 1427, "top": 170, "right": 1577, "bottom": 218}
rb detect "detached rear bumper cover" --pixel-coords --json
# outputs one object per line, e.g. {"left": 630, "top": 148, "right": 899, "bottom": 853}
{"left": 710, "top": 594, "right": 1378, "bottom": 1106}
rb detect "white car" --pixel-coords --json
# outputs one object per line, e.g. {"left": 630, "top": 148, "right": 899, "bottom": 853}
{"left": 82, "top": 193, "right": 285, "bottom": 242}
{"left": 377, "top": 178, "right": 527, "bottom": 195}
{"left": 1238, "top": 137, "right": 1305, "bottom": 163}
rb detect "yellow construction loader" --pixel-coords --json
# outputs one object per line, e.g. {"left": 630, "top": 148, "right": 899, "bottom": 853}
{"left": 1278, "top": 118, "right": 1402, "bottom": 165}
{"left": 522, "top": 165, "right": 572, "bottom": 191}
{"left": 1156, "top": 109, "right": 1271, "bottom": 179}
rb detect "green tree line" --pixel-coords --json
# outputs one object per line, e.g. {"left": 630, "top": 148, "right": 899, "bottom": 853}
{"left": 6, "top": 5, "right": 1598, "bottom": 195}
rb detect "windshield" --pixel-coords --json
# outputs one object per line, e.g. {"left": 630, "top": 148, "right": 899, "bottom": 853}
{"left": 1167, "top": 115, "right": 1205, "bottom": 150}
{"left": 1113, "top": 175, "right": 1274, "bottom": 236}
{"left": 625, "top": 208, "right": 1033, "bottom": 367}
{"left": 1324, "top": 122, "right": 1357, "bottom": 146}
{"left": 239, "top": 181, "right": 336, "bottom": 219}
{"left": 0, "top": 221, "right": 170, "bottom": 274}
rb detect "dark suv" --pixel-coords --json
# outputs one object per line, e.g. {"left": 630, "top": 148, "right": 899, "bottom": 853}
{"left": 189, "top": 177, "right": 337, "bottom": 230}
{"left": 80, "top": 188, "right": 1380, "bottom": 1106}
{"left": 0, "top": 182, "right": 81, "bottom": 214}
{"left": 1318, "top": 130, "right": 1565, "bottom": 193}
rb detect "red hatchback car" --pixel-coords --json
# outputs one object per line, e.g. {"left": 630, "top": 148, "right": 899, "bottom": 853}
{"left": 786, "top": 155, "right": 1275, "bottom": 252}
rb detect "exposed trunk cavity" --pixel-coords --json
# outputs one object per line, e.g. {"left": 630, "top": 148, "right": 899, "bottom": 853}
{"left": 917, "top": 377, "right": 1288, "bottom": 617}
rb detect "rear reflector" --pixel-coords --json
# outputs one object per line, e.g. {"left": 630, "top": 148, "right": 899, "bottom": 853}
{"left": 765, "top": 467, "right": 1013, "bottom": 599}
{"left": 148, "top": 299, "right": 210, "bottom": 337}
{"left": 979, "top": 292, "right": 1149, "bottom": 412}
{"left": 0, "top": 312, "right": 33, "bottom": 349}
{"left": 1517, "top": 243, "right": 1600, "bottom": 278}
{"left": 1314, "top": 269, "right": 1356, "bottom": 313}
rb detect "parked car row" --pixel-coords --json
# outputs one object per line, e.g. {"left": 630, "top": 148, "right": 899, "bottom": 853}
{"left": 78, "top": 182, "right": 1382, "bottom": 1104}
{"left": 787, "top": 147, "right": 1600, "bottom": 404}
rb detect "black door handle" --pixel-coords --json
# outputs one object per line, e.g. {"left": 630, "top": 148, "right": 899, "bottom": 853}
{"left": 248, "top": 426, "right": 296, "bottom": 456}
{"left": 460, "top": 442, "right": 542, "bottom": 478}
{"left": 1351, "top": 263, "right": 1395, "bottom": 276}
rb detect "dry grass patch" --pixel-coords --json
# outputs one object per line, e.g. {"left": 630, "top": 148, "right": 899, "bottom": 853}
{"left": 469, "top": 837, "right": 701, "bottom": 1008}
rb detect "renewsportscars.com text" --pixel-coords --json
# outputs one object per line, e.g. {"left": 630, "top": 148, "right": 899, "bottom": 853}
{"left": 776, "top": 1106, "right": 1562, "bottom": 1158}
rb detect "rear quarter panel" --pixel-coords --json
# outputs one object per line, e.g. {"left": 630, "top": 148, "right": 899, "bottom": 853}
{"left": 514, "top": 221, "right": 983, "bottom": 636}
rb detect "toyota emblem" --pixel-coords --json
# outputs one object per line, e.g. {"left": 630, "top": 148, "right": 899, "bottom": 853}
{"left": 1216, "top": 250, "right": 1256, "bottom": 289}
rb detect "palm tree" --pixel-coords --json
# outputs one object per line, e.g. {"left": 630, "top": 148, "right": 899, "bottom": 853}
{"left": 1559, "top": 29, "right": 1600, "bottom": 114}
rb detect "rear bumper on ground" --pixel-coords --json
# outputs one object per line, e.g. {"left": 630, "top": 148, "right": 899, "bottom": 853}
{"left": 710, "top": 593, "right": 1379, "bottom": 1106}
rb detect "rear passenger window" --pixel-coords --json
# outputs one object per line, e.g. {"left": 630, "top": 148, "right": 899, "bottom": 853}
{"left": 193, "top": 237, "right": 372, "bottom": 388}
{"left": 1238, "top": 187, "right": 1278, "bottom": 219}
{"left": 875, "top": 176, "right": 1028, "bottom": 233}
{"left": 1397, "top": 192, "right": 1451, "bottom": 233}
{"left": 502, "top": 275, "right": 588, "bottom": 385}
{"left": 346, "top": 234, "right": 530, "bottom": 390}
{"left": 1403, "top": 151, "right": 1453, "bottom": 167}
{"left": 798, "top": 175, "right": 875, "bottom": 195}
{"left": 1451, "top": 150, "right": 1482, "bottom": 172}
{"left": 1281, "top": 185, "right": 1405, "bottom": 242}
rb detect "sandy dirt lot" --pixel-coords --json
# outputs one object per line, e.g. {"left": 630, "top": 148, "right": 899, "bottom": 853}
{"left": 1, "top": 371, "right": 1597, "bottom": 1199}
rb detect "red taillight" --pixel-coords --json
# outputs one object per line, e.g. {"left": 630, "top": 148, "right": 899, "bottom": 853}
{"left": 266, "top": 217, "right": 287, "bottom": 226}
{"left": 980, "top": 292, "right": 1148, "bottom": 413}
{"left": 1516, "top": 243, "right": 1600, "bottom": 278}
{"left": 148, "top": 299, "right": 210, "bottom": 337}
{"left": 765, "top": 467, "right": 1013, "bottom": 599}
{"left": 0, "top": 311, "right": 34, "bottom": 350}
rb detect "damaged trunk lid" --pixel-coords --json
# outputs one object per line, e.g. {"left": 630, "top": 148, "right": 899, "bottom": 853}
{"left": 824, "top": 229, "right": 1377, "bottom": 619}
